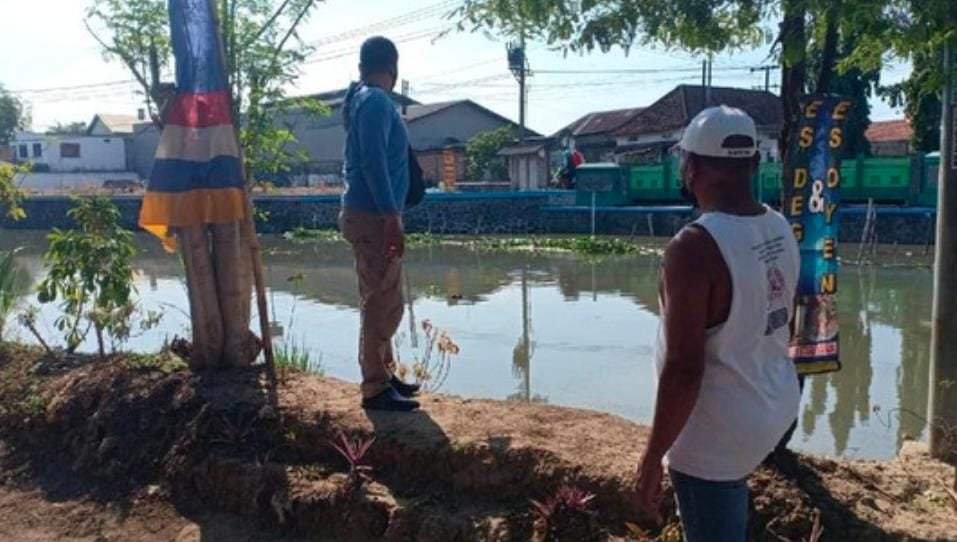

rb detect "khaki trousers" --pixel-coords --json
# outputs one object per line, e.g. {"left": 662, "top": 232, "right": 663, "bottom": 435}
{"left": 339, "top": 209, "right": 404, "bottom": 398}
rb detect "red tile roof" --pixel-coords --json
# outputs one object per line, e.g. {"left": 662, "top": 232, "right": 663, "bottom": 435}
{"left": 615, "top": 85, "right": 783, "bottom": 137}
{"left": 865, "top": 119, "right": 912, "bottom": 143}
{"left": 553, "top": 107, "right": 645, "bottom": 138}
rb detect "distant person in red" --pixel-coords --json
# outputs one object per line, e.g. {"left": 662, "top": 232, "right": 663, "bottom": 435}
{"left": 557, "top": 148, "right": 585, "bottom": 189}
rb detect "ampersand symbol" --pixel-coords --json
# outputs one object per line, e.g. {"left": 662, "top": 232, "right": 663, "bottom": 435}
{"left": 809, "top": 180, "right": 825, "bottom": 213}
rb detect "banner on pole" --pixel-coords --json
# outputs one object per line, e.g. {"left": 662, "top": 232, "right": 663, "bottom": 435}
{"left": 139, "top": 0, "right": 247, "bottom": 251}
{"left": 783, "top": 95, "right": 853, "bottom": 375}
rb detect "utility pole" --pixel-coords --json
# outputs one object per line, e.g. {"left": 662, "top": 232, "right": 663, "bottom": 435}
{"left": 751, "top": 65, "right": 775, "bottom": 92}
{"left": 508, "top": 36, "right": 528, "bottom": 142}
{"left": 706, "top": 55, "right": 713, "bottom": 105}
{"left": 401, "top": 79, "right": 410, "bottom": 116}
{"left": 701, "top": 59, "right": 708, "bottom": 110}
{"left": 929, "top": 38, "right": 957, "bottom": 460}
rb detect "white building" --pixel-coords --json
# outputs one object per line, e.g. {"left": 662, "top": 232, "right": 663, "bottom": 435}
{"left": 11, "top": 132, "right": 127, "bottom": 172}
{"left": 10, "top": 131, "right": 139, "bottom": 191}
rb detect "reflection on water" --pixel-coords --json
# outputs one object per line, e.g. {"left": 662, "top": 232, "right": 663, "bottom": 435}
{"left": 0, "top": 231, "right": 933, "bottom": 460}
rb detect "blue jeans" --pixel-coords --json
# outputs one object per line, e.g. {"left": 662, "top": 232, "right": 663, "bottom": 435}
{"left": 669, "top": 468, "right": 748, "bottom": 542}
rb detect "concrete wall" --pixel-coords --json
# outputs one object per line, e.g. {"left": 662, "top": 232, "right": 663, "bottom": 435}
{"left": 0, "top": 193, "right": 939, "bottom": 247}
{"left": 14, "top": 171, "right": 140, "bottom": 191}
{"left": 12, "top": 133, "right": 127, "bottom": 172}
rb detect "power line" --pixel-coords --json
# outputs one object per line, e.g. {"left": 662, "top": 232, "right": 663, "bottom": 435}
{"left": 305, "top": 0, "right": 459, "bottom": 48}
{"left": 10, "top": 79, "right": 137, "bottom": 95}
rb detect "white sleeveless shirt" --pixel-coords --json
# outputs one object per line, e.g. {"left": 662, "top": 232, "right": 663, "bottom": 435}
{"left": 655, "top": 207, "right": 801, "bottom": 481}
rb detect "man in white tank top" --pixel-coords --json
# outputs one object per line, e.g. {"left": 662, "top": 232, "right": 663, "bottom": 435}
{"left": 634, "top": 106, "right": 801, "bottom": 541}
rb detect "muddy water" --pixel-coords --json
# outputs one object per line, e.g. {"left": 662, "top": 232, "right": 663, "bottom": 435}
{"left": 0, "top": 231, "right": 934, "bottom": 460}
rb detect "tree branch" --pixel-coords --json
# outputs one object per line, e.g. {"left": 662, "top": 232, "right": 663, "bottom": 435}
{"left": 241, "top": 0, "right": 294, "bottom": 51}
{"left": 84, "top": 19, "right": 157, "bottom": 109}
{"left": 271, "top": 0, "right": 316, "bottom": 60}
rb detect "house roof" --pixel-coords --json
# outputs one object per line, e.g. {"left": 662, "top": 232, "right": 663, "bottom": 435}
{"left": 289, "top": 87, "right": 419, "bottom": 109}
{"left": 403, "top": 100, "right": 541, "bottom": 137}
{"left": 88, "top": 114, "right": 139, "bottom": 135}
{"left": 865, "top": 119, "right": 912, "bottom": 143}
{"left": 615, "top": 85, "right": 783, "bottom": 137}
{"left": 554, "top": 107, "right": 645, "bottom": 138}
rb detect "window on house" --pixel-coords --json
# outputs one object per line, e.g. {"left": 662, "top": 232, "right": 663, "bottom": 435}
{"left": 60, "top": 142, "right": 81, "bottom": 158}
{"left": 32, "top": 143, "right": 42, "bottom": 158}
{"left": 18, "top": 144, "right": 28, "bottom": 159}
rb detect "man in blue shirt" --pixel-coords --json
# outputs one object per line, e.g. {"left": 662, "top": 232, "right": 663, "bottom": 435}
{"left": 340, "top": 36, "right": 420, "bottom": 412}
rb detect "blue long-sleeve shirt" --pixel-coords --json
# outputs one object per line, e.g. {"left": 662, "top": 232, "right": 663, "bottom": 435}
{"left": 341, "top": 85, "right": 409, "bottom": 214}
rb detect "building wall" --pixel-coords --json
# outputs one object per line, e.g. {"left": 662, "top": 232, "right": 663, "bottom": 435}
{"left": 871, "top": 140, "right": 910, "bottom": 157}
{"left": 12, "top": 133, "right": 127, "bottom": 172}
{"left": 407, "top": 104, "right": 511, "bottom": 150}
{"left": 129, "top": 123, "right": 161, "bottom": 180}
{"left": 416, "top": 148, "right": 466, "bottom": 186}
{"left": 506, "top": 153, "right": 550, "bottom": 190}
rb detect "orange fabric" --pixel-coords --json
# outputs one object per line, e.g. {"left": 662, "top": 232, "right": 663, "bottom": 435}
{"left": 139, "top": 188, "right": 248, "bottom": 251}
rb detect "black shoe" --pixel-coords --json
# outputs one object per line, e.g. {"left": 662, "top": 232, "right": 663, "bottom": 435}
{"left": 390, "top": 375, "right": 421, "bottom": 397}
{"left": 361, "top": 386, "right": 420, "bottom": 412}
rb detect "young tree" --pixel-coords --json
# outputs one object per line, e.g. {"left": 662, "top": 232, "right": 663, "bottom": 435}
{"left": 467, "top": 127, "right": 513, "bottom": 182}
{"left": 0, "top": 84, "right": 30, "bottom": 145}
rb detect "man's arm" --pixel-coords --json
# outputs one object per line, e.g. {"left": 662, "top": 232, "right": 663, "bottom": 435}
{"left": 634, "top": 226, "right": 714, "bottom": 521}
{"left": 643, "top": 226, "right": 712, "bottom": 461}
{"left": 356, "top": 94, "right": 398, "bottom": 214}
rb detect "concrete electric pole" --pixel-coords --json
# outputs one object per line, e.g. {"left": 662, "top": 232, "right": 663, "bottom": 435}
{"left": 929, "top": 38, "right": 957, "bottom": 460}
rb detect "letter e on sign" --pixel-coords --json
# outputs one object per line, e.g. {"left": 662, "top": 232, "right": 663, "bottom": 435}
{"left": 805, "top": 101, "right": 823, "bottom": 118}
{"left": 823, "top": 238, "right": 836, "bottom": 260}
{"left": 791, "top": 195, "right": 804, "bottom": 217}
{"left": 832, "top": 101, "right": 852, "bottom": 120}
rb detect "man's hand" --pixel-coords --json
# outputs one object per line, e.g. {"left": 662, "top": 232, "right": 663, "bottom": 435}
{"left": 383, "top": 214, "right": 404, "bottom": 261}
{"left": 634, "top": 453, "right": 664, "bottom": 524}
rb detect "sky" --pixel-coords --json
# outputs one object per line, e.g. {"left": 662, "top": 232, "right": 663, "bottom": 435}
{"left": 1, "top": 0, "right": 911, "bottom": 136}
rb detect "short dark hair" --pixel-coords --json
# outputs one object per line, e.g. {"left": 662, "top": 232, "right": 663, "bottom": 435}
{"left": 359, "top": 36, "right": 398, "bottom": 77}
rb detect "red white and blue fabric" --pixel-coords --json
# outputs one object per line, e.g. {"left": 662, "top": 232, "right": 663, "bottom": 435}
{"left": 139, "top": 0, "right": 246, "bottom": 249}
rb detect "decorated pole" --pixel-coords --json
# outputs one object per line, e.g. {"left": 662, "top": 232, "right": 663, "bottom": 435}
{"left": 782, "top": 95, "right": 853, "bottom": 377}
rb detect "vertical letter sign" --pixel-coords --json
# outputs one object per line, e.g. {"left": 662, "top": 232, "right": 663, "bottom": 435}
{"left": 784, "top": 96, "right": 852, "bottom": 375}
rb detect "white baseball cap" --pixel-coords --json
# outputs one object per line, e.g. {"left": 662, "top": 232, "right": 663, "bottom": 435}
{"left": 678, "top": 105, "right": 758, "bottom": 158}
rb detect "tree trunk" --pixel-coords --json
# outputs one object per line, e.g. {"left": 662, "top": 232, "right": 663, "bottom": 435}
{"left": 817, "top": 6, "right": 840, "bottom": 94}
{"left": 779, "top": 0, "right": 808, "bottom": 186}
{"left": 178, "top": 225, "right": 224, "bottom": 369}
{"left": 211, "top": 221, "right": 258, "bottom": 366}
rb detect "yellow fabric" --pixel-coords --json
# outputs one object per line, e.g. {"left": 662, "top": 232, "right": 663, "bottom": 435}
{"left": 139, "top": 187, "right": 248, "bottom": 252}
{"left": 796, "top": 360, "right": 841, "bottom": 376}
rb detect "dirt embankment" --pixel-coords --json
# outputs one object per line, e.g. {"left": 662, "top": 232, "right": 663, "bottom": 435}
{"left": 0, "top": 344, "right": 954, "bottom": 541}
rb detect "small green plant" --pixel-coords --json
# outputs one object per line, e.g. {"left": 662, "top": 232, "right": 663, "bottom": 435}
{"left": 36, "top": 197, "right": 143, "bottom": 357}
{"left": 274, "top": 337, "right": 323, "bottom": 376}
{"left": 0, "top": 161, "right": 28, "bottom": 221}
{"left": 329, "top": 432, "right": 376, "bottom": 490}
{"left": 283, "top": 227, "right": 341, "bottom": 243}
{"left": 0, "top": 248, "right": 27, "bottom": 342}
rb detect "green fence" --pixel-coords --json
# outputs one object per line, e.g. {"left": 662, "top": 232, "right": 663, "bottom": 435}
{"left": 577, "top": 154, "right": 939, "bottom": 207}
